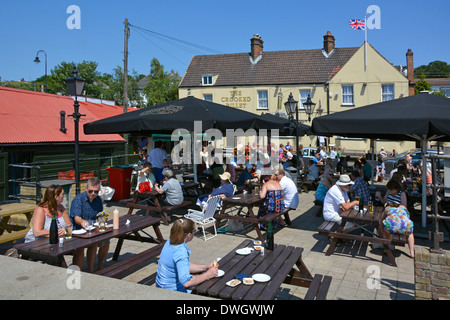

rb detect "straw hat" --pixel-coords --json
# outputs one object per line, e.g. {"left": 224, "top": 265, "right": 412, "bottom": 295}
{"left": 219, "top": 172, "right": 231, "bottom": 181}
{"left": 336, "top": 174, "right": 354, "bottom": 186}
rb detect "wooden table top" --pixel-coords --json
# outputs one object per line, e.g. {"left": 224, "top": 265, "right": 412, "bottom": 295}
{"left": 194, "top": 239, "right": 306, "bottom": 300}
{"left": 14, "top": 215, "right": 161, "bottom": 258}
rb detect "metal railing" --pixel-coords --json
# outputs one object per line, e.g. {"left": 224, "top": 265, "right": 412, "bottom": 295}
{"left": 8, "top": 153, "right": 139, "bottom": 204}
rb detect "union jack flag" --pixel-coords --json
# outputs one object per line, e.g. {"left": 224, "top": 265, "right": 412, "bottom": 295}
{"left": 349, "top": 19, "right": 365, "bottom": 30}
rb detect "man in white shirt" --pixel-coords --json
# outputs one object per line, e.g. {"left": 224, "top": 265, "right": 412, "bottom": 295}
{"left": 275, "top": 168, "right": 299, "bottom": 209}
{"left": 323, "top": 174, "right": 358, "bottom": 225}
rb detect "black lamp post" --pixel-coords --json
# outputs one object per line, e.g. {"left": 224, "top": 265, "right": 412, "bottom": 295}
{"left": 284, "top": 93, "right": 302, "bottom": 189}
{"left": 65, "top": 66, "right": 86, "bottom": 195}
{"left": 34, "top": 50, "right": 47, "bottom": 93}
{"left": 303, "top": 94, "right": 316, "bottom": 122}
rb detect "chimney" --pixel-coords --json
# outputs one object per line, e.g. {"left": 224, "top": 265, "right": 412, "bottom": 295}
{"left": 323, "top": 31, "right": 335, "bottom": 55}
{"left": 406, "top": 49, "right": 415, "bottom": 96}
{"left": 60, "top": 110, "right": 67, "bottom": 133}
{"left": 250, "top": 34, "right": 263, "bottom": 61}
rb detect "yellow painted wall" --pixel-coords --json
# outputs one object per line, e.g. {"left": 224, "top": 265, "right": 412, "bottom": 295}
{"left": 179, "top": 42, "right": 412, "bottom": 155}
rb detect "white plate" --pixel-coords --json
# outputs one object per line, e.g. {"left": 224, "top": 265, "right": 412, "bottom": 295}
{"left": 252, "top": 273, "right": 271, "bottom": 282}
{"left": 72, "top": 229, "right": 86, "bottom": 235}
{"left": 226, "top": 279, "right": 241, "bottom": 287}
{"left": 86, "top": 226, "right": 96, "bottom": 231}
{"left": 253, "top": 240, "right": 262, "bottom": 246}
{"left": 236, "top": 248, "right": 253, "bottom": 255}
{"left": 216, "top": 269, "right": 225, "bottom": 278}
{"left": 232, "top": 197, "right": 241, "bottom": 200}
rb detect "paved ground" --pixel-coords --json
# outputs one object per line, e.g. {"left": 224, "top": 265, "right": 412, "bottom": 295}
{"left": 2, "top": 182, "right": 449, "bottom": 300}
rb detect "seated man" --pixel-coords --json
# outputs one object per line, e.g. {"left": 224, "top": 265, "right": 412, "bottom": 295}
{"left": 306, "top": 159, "right": 319, "bottom": 181}
{"left": 275, "top": 167, "right": 299, "bottom": 210}
{"left": 350, "top": 170, "right": 371, "bottom": 202}
{"left": 70, "top": 177, "right": 109, "bottom": 273}
{"left": 236, "top": 163, "right": 259, "bottom": 191}
{"left": 196, "top": 172, "right": 235, "bottom": 208}
{"left": 323, "top": 174, "right": 358, "bottom": 225}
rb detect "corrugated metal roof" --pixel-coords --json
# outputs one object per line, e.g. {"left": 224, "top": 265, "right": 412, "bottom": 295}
{"left": 0, "top": 87, "right": 130, "bottom": 144}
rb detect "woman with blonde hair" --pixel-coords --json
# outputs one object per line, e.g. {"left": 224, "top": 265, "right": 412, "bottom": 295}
{"left": 156, "top": 219, "right": 218, "bottom": 293}
{"left": 25, "top": 184, "right": 72, "bottom": 242}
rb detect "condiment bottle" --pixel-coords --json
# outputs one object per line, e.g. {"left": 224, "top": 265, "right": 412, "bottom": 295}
{"left": 113, "top": 209, "right": 119, "bottom": 229}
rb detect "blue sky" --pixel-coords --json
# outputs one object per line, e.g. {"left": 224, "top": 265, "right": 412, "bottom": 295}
{"left": 1, "top": 0, "right": 449, "bottom": 81}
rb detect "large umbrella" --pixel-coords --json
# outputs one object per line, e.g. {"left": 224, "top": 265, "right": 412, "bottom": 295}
{"left": 311, "top": 93, "right": 450, "bottom": 227}
{"left": 84, "top": 96, "right": 288, "bottom": 134}
{"left": 259, "top": 112, "right": 312, "bottom": 136}
{"left": 84, "top": 96, "right": 293, "bottom": 181}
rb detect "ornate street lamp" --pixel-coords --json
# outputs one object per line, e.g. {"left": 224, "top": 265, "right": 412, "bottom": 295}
{"left": 33, "top": 50, "right": 48, "bottom": 92}
{"left": 303, "top": 94, "right": 316, "bottom": 122}
{"left": 65, "top": 66, "right": 86, "bottom": 195}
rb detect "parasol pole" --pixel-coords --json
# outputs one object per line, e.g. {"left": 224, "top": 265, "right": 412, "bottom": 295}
{"left": 421, "top": 136, "right": 427, "bottom": 227}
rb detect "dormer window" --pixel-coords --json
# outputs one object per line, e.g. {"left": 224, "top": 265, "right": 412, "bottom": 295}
{"left": 202, "top": 74, "right": 214, "bottom": 86}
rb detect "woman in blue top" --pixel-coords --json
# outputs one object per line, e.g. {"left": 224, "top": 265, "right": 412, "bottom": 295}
{"left": 156, "top": 219, "right": 219, "bottom": 293}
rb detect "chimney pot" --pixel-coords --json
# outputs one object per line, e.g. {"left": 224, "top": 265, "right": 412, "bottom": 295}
{"left": 250, "top": 34, "right": 264, "bottom": 61}
{"left": 323, "top": 31, "right": 335, "bottom": 55}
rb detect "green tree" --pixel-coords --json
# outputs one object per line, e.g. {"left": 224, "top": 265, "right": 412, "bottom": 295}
{"left": 101, "top": 66, "right": 145, "bottom": 107}
{"left": 415, "top": 60, "right": 450, "bottom": 78}
{"left": 142, "top": 58, "right": 180, "bottom": 106}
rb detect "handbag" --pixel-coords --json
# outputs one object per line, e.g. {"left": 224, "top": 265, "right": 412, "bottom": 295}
{"left": 138, "top": 181, "right": 152, "bottom": 193}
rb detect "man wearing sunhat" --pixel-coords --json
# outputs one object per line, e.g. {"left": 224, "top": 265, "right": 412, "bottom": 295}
{"left": 323, "top": 174, "right": 359, "bottom": 225}
{"left": 196, "top": 171, "right": 236, "bottom": 208}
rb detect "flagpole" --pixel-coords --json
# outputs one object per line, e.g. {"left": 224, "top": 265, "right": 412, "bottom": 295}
{"left": 364, "top": 14, "right": 367, "bottom": 71}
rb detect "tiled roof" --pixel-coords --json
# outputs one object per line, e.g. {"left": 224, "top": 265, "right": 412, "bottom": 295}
{"left": 179, "top": 47, "right": 360, "bottom": 87}
{"left": 0, "top": 87, "right": 130, "bottom": 144}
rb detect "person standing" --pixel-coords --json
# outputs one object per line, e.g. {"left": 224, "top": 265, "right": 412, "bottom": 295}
{"left": 148, "top": 140, "right": 169, "bottom": 180}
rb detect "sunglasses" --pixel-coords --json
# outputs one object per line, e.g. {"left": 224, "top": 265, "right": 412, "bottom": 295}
{"left": 87, "top": 189, "right": 100, "bottom": 194}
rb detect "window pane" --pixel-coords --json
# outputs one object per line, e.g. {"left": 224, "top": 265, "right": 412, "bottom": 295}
{"left": 299, "top": 90, "right": 311, "bottom": 109}
{"left": 257, "top": 90, "right": 268, "bottom": 109}
{"left": 342, "top": 85, "right": 354, "bottom": 104}
{"left": 382, "top": 84, "right": 394, "bottom": 101}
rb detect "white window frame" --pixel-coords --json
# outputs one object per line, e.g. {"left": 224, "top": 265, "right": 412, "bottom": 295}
{"left": 382, "top": 84, "right": 395, "bottom": 101}
{"left": 202, "top": 74, "right": 214, "bottom": 86}
{"left": 299, "top": 89, "right": 312, "bottom": 109}
{"left": 342, "top": 85, "right": 354, "bottom": 105}
{"left": 257, "top": 90, "right": 269, "bottom": 110}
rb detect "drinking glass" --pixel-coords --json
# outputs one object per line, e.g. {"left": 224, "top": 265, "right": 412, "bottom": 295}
{"left": 368, "top": 201, "right": 374, "bottom": 213}
{"left": 65, "top": 225, "right": 73, "bottom": 239}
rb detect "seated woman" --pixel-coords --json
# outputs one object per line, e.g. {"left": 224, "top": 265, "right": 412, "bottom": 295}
{"left": 315, "top": 170, "right": 335, "bottom": 204}
{"left": 136, "top": 161, "right": 156, "bottom": 192}
{"left": 154, "top": 169, "right": 184, "bottom": 221}
{"left": 257, "top": 175, "right": 285, "bottom": 230}
{"left": 25, "top": 184, "right": 72, "bottom": 243}
{"left": 375, "top": 179, "right": 414, "bottom": 258}
{"left": 236, "top": 163, "right": 259, "bottom": 192}
{"left": 156, "top": 219, "right": 219, "bottom": 293}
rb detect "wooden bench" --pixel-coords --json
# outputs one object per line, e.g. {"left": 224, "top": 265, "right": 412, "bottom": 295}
{"left": 0, "top": 203, "right": 35, "bottom": 244}
{"left": 390, "top": 234, "right": 408, "bottom": 247}
{"left": 318, "top": 220, "right": 337, "bottom": 236}
{"left": 259, "top": 208, "right": 293, "bottom": 226}
{"left": 95, "top": 241, "right": 166, "bottom": 278}
{"left": 304, "top": 273, "right": 332, "bottom": 300}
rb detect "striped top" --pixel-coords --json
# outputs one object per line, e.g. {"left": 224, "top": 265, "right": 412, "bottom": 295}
{"left": 386, "top": 190, "right": 403, "bottom": 205}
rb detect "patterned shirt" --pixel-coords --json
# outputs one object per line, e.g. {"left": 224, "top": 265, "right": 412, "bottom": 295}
{"left": 69, "top": 192, "right": 103, "bottom": 229}
{"left": 350, "top": 177, "right": 371, "bottom": 201}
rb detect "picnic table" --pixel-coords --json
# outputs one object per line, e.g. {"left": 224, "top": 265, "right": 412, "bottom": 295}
{"left": 214, "top": 193, "right": 292, "bottom": 243}
{"left": 0, "top": 203, "right": 36, "bottom": 244}
{"left": 14, "top": 215, "right": 164, "bottom": 275}
{"left": 323, "top": 205, "right": 404, "bottom": 266}
{"left": 120, "top": 189, "right": 193, "bottom": 225}
{"left": 194, "top": 239, "right": 331, "bottom": 300}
